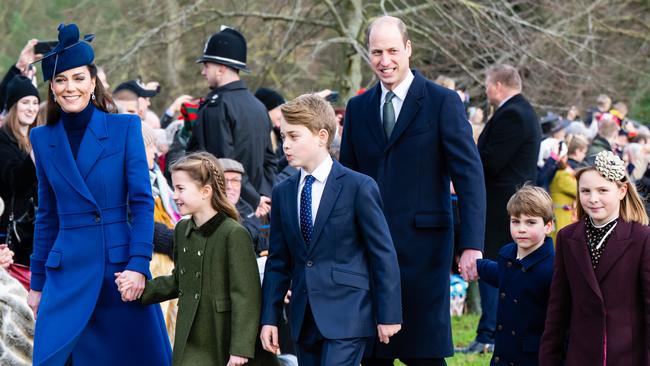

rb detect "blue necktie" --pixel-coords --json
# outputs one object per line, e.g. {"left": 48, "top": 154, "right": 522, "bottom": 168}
{"left": 300, "top": 175, "right": 316, "bottom": 246}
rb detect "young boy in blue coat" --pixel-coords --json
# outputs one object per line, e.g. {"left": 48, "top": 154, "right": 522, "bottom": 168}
{"left": 260, "top": 94, "right": 402, "bottom": 366}
{"left": 476, "top": 185, "right": 555, "bottom": 366}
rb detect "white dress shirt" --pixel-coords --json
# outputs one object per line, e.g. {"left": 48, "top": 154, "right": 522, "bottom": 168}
{"left": 297, "top": 155, "right": 334, "bottom": 225}
{"left": 380, "top": 70, "right": 415, "bottom": 122}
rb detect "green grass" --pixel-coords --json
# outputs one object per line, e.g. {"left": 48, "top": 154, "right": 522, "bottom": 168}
{"left": 395, "top": 314, "right": 490, "bottom": 366}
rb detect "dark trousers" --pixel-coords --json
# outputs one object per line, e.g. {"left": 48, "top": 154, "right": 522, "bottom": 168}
{"left": 295, "top": 303, "right": 366, "bottom": 366}
{"left": 476, "top": 278, "right": 498, "bottom": 344}
{"left": 363, "top": 357, "right": 447, "bottom": 366}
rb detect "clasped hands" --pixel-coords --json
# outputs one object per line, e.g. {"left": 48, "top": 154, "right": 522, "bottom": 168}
{"left": 114, "top": 270, "right": 146, "bottom": 302}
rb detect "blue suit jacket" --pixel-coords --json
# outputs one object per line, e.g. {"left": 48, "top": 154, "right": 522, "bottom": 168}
{"left": 261, "top": 160, "right": 402, "bottom": 341}
{"left": 30, "top": 109, "right": 171, "bottom": 366}
{"left": 340, "top": 70, "right": 486, "bottom": 358}
{"left": 478, "top": 238, "right": 554, "bottom": 366}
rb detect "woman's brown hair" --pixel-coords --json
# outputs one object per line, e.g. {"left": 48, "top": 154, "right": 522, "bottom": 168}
{"left": 170, "top": 151, "right": 239, "bottom": 221}
{"left": 575, "top": 166, "right": 649, "bottom": 225}
{"left": 2, "top": 101, "right": 38, "bottom": 153}
{"left": 46, "top": 63, "right": 116, "bottom": 125}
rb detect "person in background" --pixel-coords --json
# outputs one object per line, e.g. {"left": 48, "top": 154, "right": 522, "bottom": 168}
{"left": 0, "top": 75, "right": 39, "bottom": 266}
{"left": 219, "top": 158, "right": 269, "bottom": 255}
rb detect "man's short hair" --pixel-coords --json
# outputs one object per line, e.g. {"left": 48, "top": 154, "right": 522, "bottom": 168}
{"left": 596, "top": 94, "right": 612, "bottom": 110}
{"left": 598, "top": 115, "right": 620, "bottom": 139}
{"left": 486, "top": 64, "right": 522, "bottom": 91}
{"left": 112, "top": 89, "right": 139, "bottom": 102}
{"left": 365, "top": 16, "right": 409, "bottom": 47}
{"left": 281, "top": 94, "right": 337, "bottom": 147}
{"left": 506, "top": 185, "right": 554, "bottom": 224}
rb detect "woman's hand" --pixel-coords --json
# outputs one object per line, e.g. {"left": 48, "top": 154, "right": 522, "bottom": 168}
{"left": 226, "top": 355, "right": 248, "bottom": 366}
{"left": 114, "top": 270, "right": 145, "bottom": 301}
{"left": 27, "top": 290, "right": 42, "bottom": 319}
{"left": 0, "top": 244, "right": 15, "bottom": 269}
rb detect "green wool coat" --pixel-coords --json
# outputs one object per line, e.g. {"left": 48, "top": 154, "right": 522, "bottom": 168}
{"left": 141, "top": 212, "right": 277, "bottom": 366}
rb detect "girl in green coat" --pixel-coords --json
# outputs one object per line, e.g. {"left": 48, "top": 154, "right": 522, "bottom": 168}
{"left": 117, "top": 151, "right": 275, "bottom": 366}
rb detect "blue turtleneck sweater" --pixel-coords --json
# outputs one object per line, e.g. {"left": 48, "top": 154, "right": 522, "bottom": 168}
{"left": 62, "top": 102, "right": 94, "bottom": 159}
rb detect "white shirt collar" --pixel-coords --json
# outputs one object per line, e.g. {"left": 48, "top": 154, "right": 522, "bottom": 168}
{"left": 300, "top": 155, "right": 333, "bottom": 184}
{"left": 380, "top": 70, "right": 414, "bottom": 102}
{"left": 498, "top": 93, "right": 518, "bottom": 109}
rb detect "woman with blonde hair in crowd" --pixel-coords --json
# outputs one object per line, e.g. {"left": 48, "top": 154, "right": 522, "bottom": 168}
{"left": 549, "top": 135, "right": 589, "bottom": 240}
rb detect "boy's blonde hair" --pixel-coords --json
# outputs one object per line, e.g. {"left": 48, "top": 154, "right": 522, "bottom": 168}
{"left": 507, "top": 185, "right": 554, "bottom": 224}
{"left": 281, "top": 94, "right": 337, "bottom": 147}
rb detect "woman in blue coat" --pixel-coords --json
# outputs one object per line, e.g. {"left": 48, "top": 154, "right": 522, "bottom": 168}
{"left": 25, "top": 23, "right": 172, "bottom": 366}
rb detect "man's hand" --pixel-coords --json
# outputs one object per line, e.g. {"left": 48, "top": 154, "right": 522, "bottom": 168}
{"left": 256, "top": 196, "right": 271, "bottom": 217}
{"left": 458, "top": 249, "right": 482, "bottom": 281}
{"left": 283, "top": 290, "right": 291, "bottom": 304}
{"left": 260, "top": 325, "right": 280, "bottom": 354}
{"left": 167, "top": 95, "right": 194, "bottom": 115}
{"left": 226, "top": 355, "right": 248, "bottom": 366}
{"left": 377, "top": 324, "right": 401, "bottom": 344}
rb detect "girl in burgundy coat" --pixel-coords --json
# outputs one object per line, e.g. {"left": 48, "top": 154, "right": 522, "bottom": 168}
{"left": 539, "top": 151, "right": 650, "bottom": 366}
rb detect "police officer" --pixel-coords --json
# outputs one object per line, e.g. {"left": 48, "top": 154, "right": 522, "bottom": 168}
{"left": 189, "top": 27, "right": 276, "bottom": 212}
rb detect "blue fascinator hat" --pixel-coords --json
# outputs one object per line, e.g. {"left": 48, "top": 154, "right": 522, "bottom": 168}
{"left": 40, "top": 23, "right": 95, "bottom": 81}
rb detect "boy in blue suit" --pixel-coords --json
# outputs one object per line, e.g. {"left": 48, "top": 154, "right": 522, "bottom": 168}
{"left": 260, "top": 94, "right": 402, "bottom": 366}
{"left": 476, "top": 185, "right": 555, "bottom": 365}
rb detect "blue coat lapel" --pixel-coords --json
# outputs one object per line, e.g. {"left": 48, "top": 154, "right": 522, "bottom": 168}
{"left": 76, "top": 108, "right": 108, "bottom": 180}
{"left": 285, "top": 172, "right": 308, "bottom": 251}
{"left": 308, "top": 161, "right": 344, "bottom": 251}
{"left": 386, "top": 70, "right": 424, "bottom": 150}
{"left": 49, "top": 121, "right": 96, "bottom": 205}
{"left": 365, "top": 84, "right": 387, "bottom": 147}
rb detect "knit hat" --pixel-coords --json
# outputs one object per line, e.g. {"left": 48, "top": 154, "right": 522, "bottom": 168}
{"left": 4, "top": 75, "right": 40, "bottom": 112}
{"left": 254, "top": 87, "right": 285, "bottom": 111}
{"left": 40, "top": 23, "right": 95, "bottom": 81}
{"left": 218, "top": 158, "right": 245, "bottom": 175}
{"left": 141, "top": 123, "right": 156, "bottom": 147}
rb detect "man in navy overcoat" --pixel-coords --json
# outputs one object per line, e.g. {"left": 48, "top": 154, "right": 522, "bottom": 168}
{"left": 340, "top": 16, "right": 486, "bottom": 365}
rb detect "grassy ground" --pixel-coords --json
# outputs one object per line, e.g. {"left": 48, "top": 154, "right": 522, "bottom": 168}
{"left": 395, "top": 314, "right": 490, "bottom": 366}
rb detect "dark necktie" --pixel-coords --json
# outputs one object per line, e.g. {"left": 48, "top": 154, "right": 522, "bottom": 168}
{"left": 300, "top": 175, "right": 316, "bottom": 246}
{"left": 383, "top": 91, "right": 396, "bottom": 138}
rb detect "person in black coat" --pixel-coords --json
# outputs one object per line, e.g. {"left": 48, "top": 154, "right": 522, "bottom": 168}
{"left": 0, "top": 75, "right": 40, "bottom": 266}
{"left": 188, "top": 28, "right": 276, "bottom": 212}
{"left": 467, "top": 64, "right": 541, "bottom": 353}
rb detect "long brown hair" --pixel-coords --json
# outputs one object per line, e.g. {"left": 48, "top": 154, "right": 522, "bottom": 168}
{"left": 2, "top": 102, "right": 37, "bottom": 153}
{"left": 170, "top": 151, "right": 240, "bottom": 221}
{"left": 575, "top": 166, "right": 649, "bottom": 225}
{"left": 46, "top": 63, "right": 116, "bottom": 125}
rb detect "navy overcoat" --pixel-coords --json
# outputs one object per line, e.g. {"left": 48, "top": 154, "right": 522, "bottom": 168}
{"left": 29, "top": 109, "right": 172, "bottom": 365}
{"left": 340, "top": 70, "right": 486, "bottom": 358}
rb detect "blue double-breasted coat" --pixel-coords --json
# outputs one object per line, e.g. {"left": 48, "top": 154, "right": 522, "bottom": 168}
{"left": 29, "top": 108, "right": 172, "bottom": 366}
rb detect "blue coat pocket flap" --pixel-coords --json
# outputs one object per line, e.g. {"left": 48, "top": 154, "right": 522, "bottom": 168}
{"left": 413, "top": 213, "right": 451, "bottom": 228}
{"left": 331, "top": 268, "right": 369, "bottom": 290}
{"left": 108, "top": 245, "right": 130, "bottom": 263}
{"left": 45, "top": 251, "right": 62, "bottom": 268}
{"left": 522, "top": 335, "right": 541, "bottom": 352}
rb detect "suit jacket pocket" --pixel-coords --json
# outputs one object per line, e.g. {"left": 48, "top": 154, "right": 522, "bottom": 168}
{"left": 45, "top": 251, "right": 62, "bottom": 269}
{"left": 108, "top": 244, "right": 130, "bottom": 263}
{"left": 413, "top": 213, "right": 451, "bottom": 228}
{"left": 215, "top": 298, "right": 232, "bottom": 312}
{"left": 521, "top": 335, "right": 541, "bottom": 352}
{"left": 331, "top": 268, "right": 369, "bottom": 290}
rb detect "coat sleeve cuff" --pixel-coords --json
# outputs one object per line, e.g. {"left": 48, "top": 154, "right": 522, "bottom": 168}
{"left": 30, "top": 272, "right": 45, "bottom": 291}
{"left": 125, "top": 255, "right": 151, "bottom": 275}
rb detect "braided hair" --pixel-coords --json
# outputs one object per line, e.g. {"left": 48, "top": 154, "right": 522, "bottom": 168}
{"left": 170, "top": 151, "right": 240, "bottom": 221}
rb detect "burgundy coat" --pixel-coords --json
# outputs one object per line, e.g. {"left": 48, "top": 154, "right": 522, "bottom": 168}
{"left": 539, "top": 218, "right": 650, "bottom": 366}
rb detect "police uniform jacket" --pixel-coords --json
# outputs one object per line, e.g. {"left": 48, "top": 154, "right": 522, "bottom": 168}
{"left": 188, "top": 80, "right": 277, "bottom": 208}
